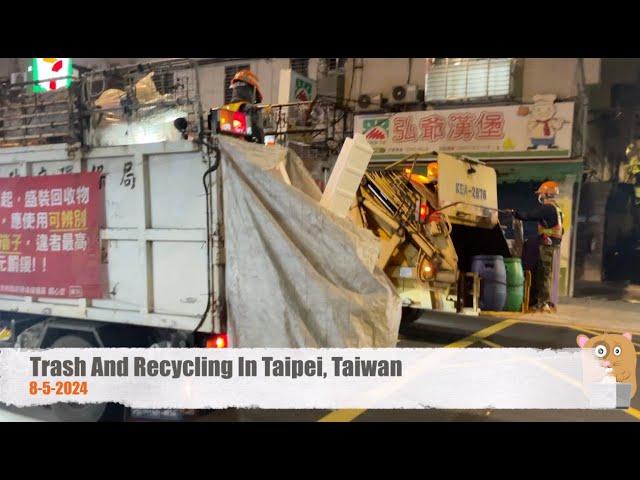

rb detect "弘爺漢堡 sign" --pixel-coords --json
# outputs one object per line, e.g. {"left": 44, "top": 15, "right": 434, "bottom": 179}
{"left": 355, "top": 96, "right": 574, "bottom": 160}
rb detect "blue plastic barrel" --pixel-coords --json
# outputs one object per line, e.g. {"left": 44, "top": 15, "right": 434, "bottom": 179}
{"left": 471, "top": 255, "right": 507, "bottom": 311}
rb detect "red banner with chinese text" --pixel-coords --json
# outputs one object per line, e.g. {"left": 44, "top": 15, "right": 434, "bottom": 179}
{"left": 0, "top": 172, "right": 106, "bottom": 299}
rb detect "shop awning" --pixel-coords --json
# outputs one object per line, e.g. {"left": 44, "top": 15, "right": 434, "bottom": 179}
{"left": 369, "top": 157, "right": 585, "bottom": 184}
{"left": 488, "top": 159, "right": 585, "bottom": 184}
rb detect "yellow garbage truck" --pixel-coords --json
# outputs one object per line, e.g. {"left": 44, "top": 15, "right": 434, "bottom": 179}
{"left": 351, "top": 152, "right": 511, "bottom": 322}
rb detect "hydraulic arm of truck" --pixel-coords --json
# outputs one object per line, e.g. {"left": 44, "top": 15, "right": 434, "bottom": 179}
{"left": 355, "top": 170, "right": 457, "bottom": 278}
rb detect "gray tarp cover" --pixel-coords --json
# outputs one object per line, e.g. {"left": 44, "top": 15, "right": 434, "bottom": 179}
{"left": 219, "top": 137, "right": 401, "bottom": 347}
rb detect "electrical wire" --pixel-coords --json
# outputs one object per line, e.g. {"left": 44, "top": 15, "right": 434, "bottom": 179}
{"left": 192, "top": 142, "right": 221, "bottom": 340}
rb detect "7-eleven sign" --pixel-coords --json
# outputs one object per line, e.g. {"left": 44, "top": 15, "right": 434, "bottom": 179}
{"left": 32, "top": 58, "right": 73, "bottom": 93}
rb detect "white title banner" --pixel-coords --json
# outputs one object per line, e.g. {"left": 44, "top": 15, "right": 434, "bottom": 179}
{"left": 0, "top": 348, "right": 629, "bottom": 410}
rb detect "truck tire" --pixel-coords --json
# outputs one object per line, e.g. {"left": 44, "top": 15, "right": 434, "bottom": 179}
{"left": 401, "top": 307, "right": 423, "bottom": 324}
{"left": 49, "top": 335, "right": 124, "bottom": 422}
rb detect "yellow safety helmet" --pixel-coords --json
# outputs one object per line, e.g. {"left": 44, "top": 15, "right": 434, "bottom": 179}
{"left": 230, "top": 69, "right": 263, "bottom": 103}
{"left": 535, "top": 180, "right": 559, "bottom": 198}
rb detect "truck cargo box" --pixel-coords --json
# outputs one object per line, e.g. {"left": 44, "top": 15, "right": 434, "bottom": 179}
{"left": 0, "top": 140, "right": 221, "bottom": 334}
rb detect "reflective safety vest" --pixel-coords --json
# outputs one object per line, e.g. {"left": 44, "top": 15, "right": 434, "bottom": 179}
{"left": 629, "top": 155, "right": 640, "bottom": 176}
{"left": 537, "top": 202, "right": 564, "bottom": 241}
{"left": 220, "top": 101, "right": 248, "bottom": 112}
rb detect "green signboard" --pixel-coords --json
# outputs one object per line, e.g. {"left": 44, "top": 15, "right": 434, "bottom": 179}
{"left": 32, "top": 58, "right": 73, "bottom": 93}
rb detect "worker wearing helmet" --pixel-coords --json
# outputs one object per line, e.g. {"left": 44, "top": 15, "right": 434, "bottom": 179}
{"left": 512, "top": 180, "right": 564, "bottom": 312}
{"left": 229, "top": 69, "right": 264, "bottom": 105}
{"left": 210, "top": 69, "right": 265, "bottom": 143}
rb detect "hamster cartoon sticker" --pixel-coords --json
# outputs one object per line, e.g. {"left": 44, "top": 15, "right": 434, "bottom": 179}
{"left": 518, "top": 94, "right": 569, "bottom": 150}
{"left": 577, "top": 332, "right": 637, "bottom": 398}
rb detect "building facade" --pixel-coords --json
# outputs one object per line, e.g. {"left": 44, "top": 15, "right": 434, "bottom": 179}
{"left": 0, "top": 58, "right": 606, "bottom": 296}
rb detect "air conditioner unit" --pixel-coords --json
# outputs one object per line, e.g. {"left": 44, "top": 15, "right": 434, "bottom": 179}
{"left": 356, "top": 93, "right": 388, "bottom": 112}
{"left": 389, "top": 84, "right": 424, "bottom": 105}
{"left": 10, "top": 71, "right": 28, "bottom": 85}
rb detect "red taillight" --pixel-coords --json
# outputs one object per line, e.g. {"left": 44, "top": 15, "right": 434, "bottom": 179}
{"left": 419, "top": 204, "right": 428, "bottom": 222}
{"left": 231, "top": 111, "right": 247, "bottom": 134}
{"left": 206, "top": 333, "right": 228, "bottom": 348}
{"left": 415, "top": 201, "right": 429, "bottom": 223}
{"left": 219, "top": 110, "right": 248, "bottom": 135}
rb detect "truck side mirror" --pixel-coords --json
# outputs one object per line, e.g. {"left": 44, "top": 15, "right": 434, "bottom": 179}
{"left": 173, "top": 117, "right": 189, "bottom": 139}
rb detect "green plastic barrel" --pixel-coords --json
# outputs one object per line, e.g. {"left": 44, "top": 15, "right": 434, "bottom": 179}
{"left": 503, "top": 258, "right": 524, "bottom": 312}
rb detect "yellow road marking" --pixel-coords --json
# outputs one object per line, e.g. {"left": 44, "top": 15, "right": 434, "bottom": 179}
{"left": 625, "top": 407, "right": 640, "bottom": 420}
{"left": 479, "top": 338, "right": 503, "bottom": 348}
{"left": 570, "top": 326, "right": 603, "bottom": 336}
{"left": 526, "top": 358, "right": 584, "bottom": 392}
{"left": 445, "top": 320, "right": 517, "bottom": 349}
{"left": 482, "top": 312, "right": 640, "bottom": 337}
{"left": 317, "top": 318, "right": 518, "bottom": 422}
{"left": 317, "top": 409, "right": 367, "bottom": 423}
{"left": 570, "top": 326, "right": 640, "bottom": 349}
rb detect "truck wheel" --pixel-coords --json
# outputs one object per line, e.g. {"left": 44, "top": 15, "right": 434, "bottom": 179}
{"left": 401, "top": 307, "right": 423, "bottom": 324}
{"left": 49, "top": 335, "right": 124, "bottom": 423}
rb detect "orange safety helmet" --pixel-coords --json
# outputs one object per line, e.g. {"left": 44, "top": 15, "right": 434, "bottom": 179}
{"left": 535, "top": 180, "right": 560, "bottom": 198}
{"left": 230, "top": 69, "right": 263, "bottom": 103}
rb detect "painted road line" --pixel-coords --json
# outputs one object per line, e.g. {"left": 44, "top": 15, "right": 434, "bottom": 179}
{"left": 317, "top": 318, "right": 519, "bottom": 422}
{"left": 569, "top": 325, "right": 640, "bottom": 348}
{"left": 482, "top": 312, "right": 640, "bottom": 337}
{"left": 625, "top": 407, "right": 640, "bottom": 421}
{"left": 479, "top": 338, "right": 503, "bottom": 349}
{"left": 526, "top": 358, "right": 584, "bottom": 392}
{"left": 317, "top": 409, "right": 367, "bottom": 423}
{"left": 445, "top": 319, "right": 518, "bottom": 349}
{"left": 569, "top": 326, "right": 603, "bottom": 336}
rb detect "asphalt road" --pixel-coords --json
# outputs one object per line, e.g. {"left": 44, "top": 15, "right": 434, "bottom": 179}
{"left": 193, "top": 312, "right": 640, "bottom": 422}
{"left": 2, "top": 311, "right": 639, "bottom": 422}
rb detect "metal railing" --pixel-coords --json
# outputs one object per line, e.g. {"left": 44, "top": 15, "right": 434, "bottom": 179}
{"left": 0, "top": 59, "right": 204, "bottom": 149}
{"left": 0, "top": 75, "right": 81, "bottom": 147}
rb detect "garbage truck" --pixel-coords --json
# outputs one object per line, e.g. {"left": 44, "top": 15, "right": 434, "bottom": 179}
{"left": 0, "top": 59, "right": 402, "bottom": 421}
{"left": 352, "top": 152, "right": 511, "bottom": 322}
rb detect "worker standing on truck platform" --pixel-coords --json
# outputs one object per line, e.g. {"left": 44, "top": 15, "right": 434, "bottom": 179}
{"left": 210, "top": 69, "right": 266, "bottom": 143}
{"left": 511, "top": 180, "right": 564, "bottom": 313}
{"left": 229, "top": 69, "right": 263, "bottom": 105}
{"left": 229, "top": 70, "right": 265, "bottom": 143}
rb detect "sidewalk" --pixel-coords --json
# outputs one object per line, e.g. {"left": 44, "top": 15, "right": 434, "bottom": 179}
{"left": 483, "top": 285, "right": 640, "bottom": 335}
{"left": 515, "top": 297, "right": 640, "bottom": 335}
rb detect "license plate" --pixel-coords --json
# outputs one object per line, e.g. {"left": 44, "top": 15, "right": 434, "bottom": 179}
{"left": 130, "top": 409, "right": 183, "bottom": 421}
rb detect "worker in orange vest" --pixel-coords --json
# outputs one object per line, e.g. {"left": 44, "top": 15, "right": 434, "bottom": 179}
{"left": 512, "top": 181, "right": 564, "bottom": 312}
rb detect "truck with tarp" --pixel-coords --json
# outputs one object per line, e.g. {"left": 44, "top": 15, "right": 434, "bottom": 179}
{"left": 0, "top": 59, "right": 401, "bottom": 421}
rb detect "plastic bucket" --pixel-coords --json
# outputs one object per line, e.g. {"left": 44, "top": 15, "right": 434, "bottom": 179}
{"left": 503, "top": 257, "right": 524, "bottom": 312}
{"left": 471, "top": 255, "right": 507, "bottom": 311}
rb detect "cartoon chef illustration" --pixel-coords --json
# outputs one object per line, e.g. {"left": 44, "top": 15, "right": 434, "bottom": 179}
{"left": 518, "top": 94, "right": 569, "bottom": 150}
